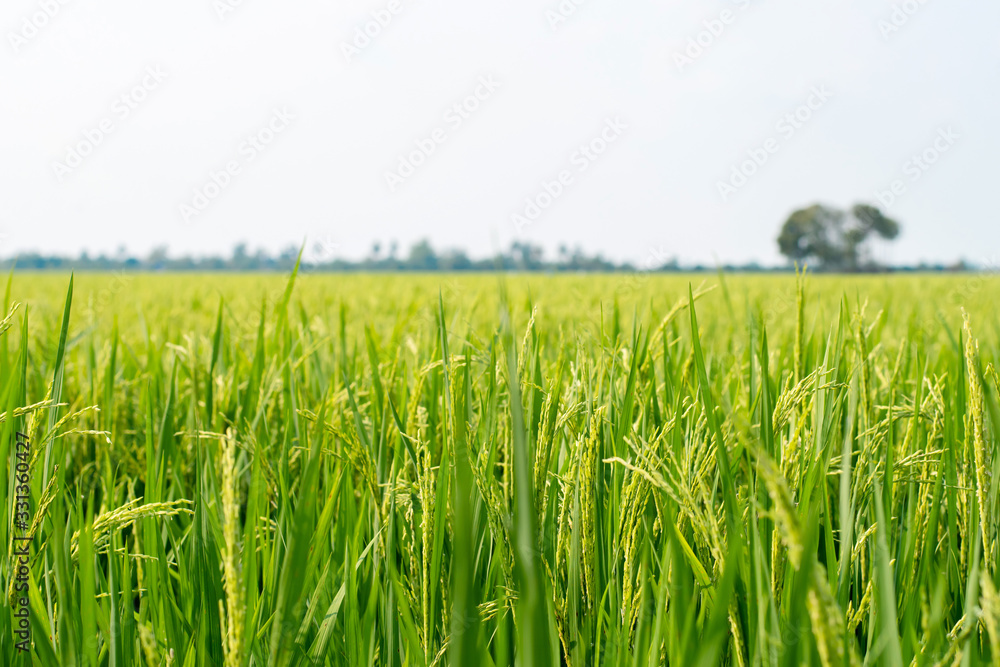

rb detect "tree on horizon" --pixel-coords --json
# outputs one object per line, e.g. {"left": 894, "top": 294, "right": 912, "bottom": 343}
{"left": 777, "top": 202, "right": 901, "bottom": 271}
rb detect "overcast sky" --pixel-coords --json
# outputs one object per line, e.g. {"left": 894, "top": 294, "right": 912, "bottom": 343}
{"left": 1, "top": 0, "right": 997, "bottom": 265}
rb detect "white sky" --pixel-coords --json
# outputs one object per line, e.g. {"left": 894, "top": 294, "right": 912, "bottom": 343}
{"left": 1, "top": 0, "right": 997, "bottom": 265}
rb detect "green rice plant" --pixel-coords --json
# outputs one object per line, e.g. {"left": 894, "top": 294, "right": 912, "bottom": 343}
{"left": 0, "top": 269, "right": 996, "bottom": 665}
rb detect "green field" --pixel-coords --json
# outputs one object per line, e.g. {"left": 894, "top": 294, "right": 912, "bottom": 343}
{"left": 0, "top": 269, "right": 998, "bottom": 666}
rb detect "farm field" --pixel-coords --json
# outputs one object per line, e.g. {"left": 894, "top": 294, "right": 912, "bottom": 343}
{"left": 0, "top": 269, "right": 999, "bottom": 666}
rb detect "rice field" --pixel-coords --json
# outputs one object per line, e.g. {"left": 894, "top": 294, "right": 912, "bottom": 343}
{"left": 1, "top": 266, "right": 999, "bottom": 666}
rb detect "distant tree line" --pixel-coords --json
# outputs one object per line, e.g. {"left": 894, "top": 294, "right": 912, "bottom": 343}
{"left": 1, "top": 240, "right": 684, "bottom": 272}
{"left": 0, "top": 237, "right": 977, "bottom": 273}
{"left": 1, "top": 240, "right": 675, "bottom": 272}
